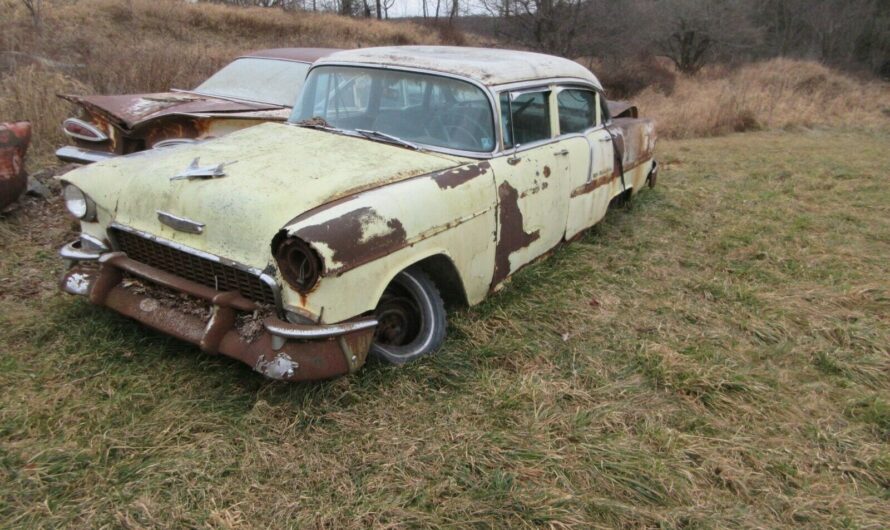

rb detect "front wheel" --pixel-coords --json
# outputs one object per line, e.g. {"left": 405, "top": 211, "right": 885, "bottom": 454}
{"left": 371, "top": 267, "right": 446, "bottom": 365}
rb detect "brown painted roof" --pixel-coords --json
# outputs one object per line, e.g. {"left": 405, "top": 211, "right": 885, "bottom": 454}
{"left": 245, "top": 48, "right": 341, "bottom": 63}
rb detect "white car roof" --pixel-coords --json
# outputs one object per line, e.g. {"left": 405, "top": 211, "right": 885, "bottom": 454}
{"left": 317, "top": 46, "right": 602, "bottom": 90}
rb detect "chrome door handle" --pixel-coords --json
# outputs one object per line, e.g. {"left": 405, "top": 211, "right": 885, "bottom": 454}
{"left": 599, "top": 137, "right": 612, "bottom": 143}
{"left": 554, "top": 148, "right": 569, "bottom": 156}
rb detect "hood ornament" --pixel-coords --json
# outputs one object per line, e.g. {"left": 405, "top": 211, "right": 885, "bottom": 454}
{"left": 170, "top": 157, "right": 232, "bottom": 181}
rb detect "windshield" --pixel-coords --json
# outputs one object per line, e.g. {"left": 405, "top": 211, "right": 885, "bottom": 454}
{"left": 194, "top": 58, "right": 310, "bottom": 106}
{"left": 291, "top": 66, "right": 496, "bottom": 153}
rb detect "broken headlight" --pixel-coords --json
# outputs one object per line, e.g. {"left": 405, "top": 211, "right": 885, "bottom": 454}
{"left": 274, "top": 236, "right": 320, "bottom": 293}
{"left": 62, "top": 184, "right": 97, "bottom": 222}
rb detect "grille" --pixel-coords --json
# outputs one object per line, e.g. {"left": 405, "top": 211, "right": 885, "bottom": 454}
{"left": 110, "top": 227, "right": 276, "bottom": 306}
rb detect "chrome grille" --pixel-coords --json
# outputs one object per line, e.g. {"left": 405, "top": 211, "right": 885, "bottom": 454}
{"left": 110, "top": 227, "right": 276, "bottom": 306}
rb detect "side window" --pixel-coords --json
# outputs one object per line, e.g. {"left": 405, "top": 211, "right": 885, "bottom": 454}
{"left": 500, "top": 90, "right": 551, "bottom": 149}
{"left": 557, "top": 89, "right": 598, "bottom": 134}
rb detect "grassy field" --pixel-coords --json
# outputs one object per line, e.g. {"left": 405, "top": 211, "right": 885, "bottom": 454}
{"left": 1, "top": 128, "right": 889, "bottom": 527}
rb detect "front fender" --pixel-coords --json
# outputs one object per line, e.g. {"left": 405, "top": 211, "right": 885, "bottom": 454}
{"left": 279, "top": 161, "right": 498, "bottom": 323}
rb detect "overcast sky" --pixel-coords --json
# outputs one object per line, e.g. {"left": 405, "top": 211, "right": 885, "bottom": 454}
{"left": 387, "top": 0, "right": 487, "bottom": 18}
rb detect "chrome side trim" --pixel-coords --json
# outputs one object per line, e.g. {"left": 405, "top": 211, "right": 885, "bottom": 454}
{"left": 153, "top": 138, "right": 200, "bottom": 149}
{"left": 156, "top": 210, "right": 205, "bottom": 234}
{"left": 107, "top": 222, "right": 283, "bottom": 312}
{"left": 264, "top": 316, "right": 378, "bottom": 339}
{"left": 55, "top": 146, "right": 115, "bottom": 164}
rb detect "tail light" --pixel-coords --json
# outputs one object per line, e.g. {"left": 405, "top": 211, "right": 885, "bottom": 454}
{"left": 62, "top": 118, "right": 108, "bottom": 142}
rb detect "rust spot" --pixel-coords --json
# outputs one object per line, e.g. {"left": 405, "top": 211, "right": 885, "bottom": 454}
{"left": 570, "top": 173, "right": 614, "bottom": 198}
{"left": 490, "top": 181, "right": 540, "bottom": 289}
{"left": 431, "top": 161, "right": 491, "bottom": 190}
{"left": 543, "top": 165, "right": 551, "bottom": 178}
{"left": 296, "top": 207, "right": 408, "bottom": 275}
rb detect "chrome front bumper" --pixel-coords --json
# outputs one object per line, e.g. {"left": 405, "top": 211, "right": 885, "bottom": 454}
{"left": 59, "top": 239, "right": 377, "bottom": 381}
{"left": 55, "top": 146, "right": 116, "bottom": 165}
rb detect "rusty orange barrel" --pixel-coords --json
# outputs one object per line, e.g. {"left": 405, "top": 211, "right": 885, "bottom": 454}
{"left": 0, "top": 121, "right": 32, "bottom": 210}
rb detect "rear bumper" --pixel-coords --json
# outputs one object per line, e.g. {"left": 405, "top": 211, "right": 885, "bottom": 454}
{"left": 59, "top": 247, "right": 376, "bottom": 382}
{"left": 56, "top": 146, "right": 116, "bottom": 164}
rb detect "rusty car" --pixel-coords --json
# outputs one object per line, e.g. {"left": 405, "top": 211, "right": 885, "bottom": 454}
{"left": 0, "top": 121, "right": 32, "bottom": 210}
{"left": 58, "top": 46, "right": 657, "bottom": 382}
{"left": 56, "top": 48, "right": 338, "bottom": 164}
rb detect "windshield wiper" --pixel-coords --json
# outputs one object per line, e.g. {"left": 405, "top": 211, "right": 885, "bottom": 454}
{"left": 355, "top": 129, "right": 419, "bottom": 151}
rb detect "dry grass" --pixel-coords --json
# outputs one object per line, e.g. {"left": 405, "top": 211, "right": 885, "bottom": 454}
{"left": 0, "top": 0, "right": 478, "bottom": 163}
{"left": 637, "top": 58, "right": 890, "bottom": 138}
{"left": 1, "top": 129, "right": 888, "bottom": 527}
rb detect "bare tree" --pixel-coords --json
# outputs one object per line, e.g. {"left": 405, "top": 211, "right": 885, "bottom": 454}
{"left": 19, "top": 0, "right": 42, "bottom": 32}
{"left": 480, "top": 0, "right": 587, "bottom": 56}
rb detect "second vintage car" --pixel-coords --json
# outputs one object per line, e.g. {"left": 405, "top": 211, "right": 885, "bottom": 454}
{"left": 58, "top": 46, "right": 657, "bottom": 382}
{"left": 56, "top": 48, "right": 338, "bottom": 164}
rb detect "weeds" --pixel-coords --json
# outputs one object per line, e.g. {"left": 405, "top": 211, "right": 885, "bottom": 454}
{"left": 7, "top": 129, "right": 885, "bottom": 527}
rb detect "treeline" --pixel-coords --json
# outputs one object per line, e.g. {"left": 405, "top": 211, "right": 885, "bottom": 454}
{"left": 205, "top": 0, "right": 889, "bottom": 77}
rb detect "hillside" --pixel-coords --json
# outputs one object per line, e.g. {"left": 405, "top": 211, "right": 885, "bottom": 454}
{"left": 0, "top": 0, "right": 477, "bottom": 161}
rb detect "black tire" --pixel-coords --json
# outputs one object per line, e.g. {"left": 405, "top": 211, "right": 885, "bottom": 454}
{"left": 370, "top": 267, "right": 446, "bottom": 365}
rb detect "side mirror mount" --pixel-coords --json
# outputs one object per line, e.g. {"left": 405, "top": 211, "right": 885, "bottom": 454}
{"left": 507, "top": 143, "right": 521, "bottom": 165}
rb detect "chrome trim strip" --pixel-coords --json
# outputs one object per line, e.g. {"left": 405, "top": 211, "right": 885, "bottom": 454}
{"left": 107, "top": 222, "right": 283, "bottom": 311}
{"left": 62, "top": 118, "right": 109, "bottom": 142}
{"left": 153, "top": 138, "right": 200, "bottom": 149}
{"left": 156, "top": 210, "right": 205, "bottom": 234}
{"left": 55, "top": 146, "right": 115, "bottom": 164}
{"left": 80, "top": 233, "right": 110, "bottom": 252}
{"left": 264, "top": 316, "right": 378, "bottom": 339}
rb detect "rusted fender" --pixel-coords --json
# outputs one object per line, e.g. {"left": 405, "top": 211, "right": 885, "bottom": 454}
{"left": 0, "top": 121, "right": 31, "bottom": 210}
{"left": 606, "top": 100, "right": 638, "bottom": 120}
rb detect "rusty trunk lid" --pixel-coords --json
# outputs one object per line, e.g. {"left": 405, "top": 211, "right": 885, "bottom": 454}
{"left": 60, "top": 92, "right": 286, "bottom": 131}
{"left": 64, "top": 123, "right": 467, "bottom": 268}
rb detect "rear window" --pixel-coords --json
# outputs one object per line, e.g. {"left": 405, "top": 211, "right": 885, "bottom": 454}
{"left": 194, "top": 58, "right": 310, "bottom": 107}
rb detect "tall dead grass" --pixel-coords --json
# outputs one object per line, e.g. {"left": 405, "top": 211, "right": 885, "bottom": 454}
{"left": 0, "top": 0, "right": 477, "bottom": 162}
{"left": 637, "top": 58, "right": 890, "bottom": 138}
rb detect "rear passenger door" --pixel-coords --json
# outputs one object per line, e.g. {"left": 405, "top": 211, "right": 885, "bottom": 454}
{"left": 558, "top": 87, "right": 615, "bottom": 239}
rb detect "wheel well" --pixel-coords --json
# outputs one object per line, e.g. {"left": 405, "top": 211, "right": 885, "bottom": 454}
{"left": 409, "top": 254, "right": 468, "bottom": 308}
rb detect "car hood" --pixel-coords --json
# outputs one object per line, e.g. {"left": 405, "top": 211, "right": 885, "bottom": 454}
{"left": 65, "top": 122, "right": 466, "bottom": 269}
{"left": 59, "top": 92, "right": 285, "bottom": 130}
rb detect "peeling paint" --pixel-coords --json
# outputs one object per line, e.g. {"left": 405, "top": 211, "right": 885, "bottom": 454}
{"left": 491, "top": 181, "right": 540, "bottom": 289}
{"left": 297, "top": 207, "right": 408, "bottom": 275}
{"left": 431, "top": 161, "right": 491, "bottom": 190}
{"left": 255, "top": 352, "right": 300, "bottom": 380}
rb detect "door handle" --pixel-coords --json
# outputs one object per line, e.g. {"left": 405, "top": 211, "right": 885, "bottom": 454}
{"left": 599, "top": 137, "right": 612, "bottom": 143}
{"left": 554, "top": 148, "right": 569, "bottom": 156}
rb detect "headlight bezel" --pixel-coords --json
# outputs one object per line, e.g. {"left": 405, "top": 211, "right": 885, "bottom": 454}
{"left": 62, "top": 184, "right": 97, "bottom": 222}
{"left": 273, "top": 235, "right": 321, "bottom": 293}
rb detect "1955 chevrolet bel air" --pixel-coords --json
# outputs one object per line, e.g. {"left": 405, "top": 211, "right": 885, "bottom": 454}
{"left": 59, "top": 46, "right": 657, "bottom": 382}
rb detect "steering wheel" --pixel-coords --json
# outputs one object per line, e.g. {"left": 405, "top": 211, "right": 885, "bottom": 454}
{"left": 428, "top": 110, "right": 490, "bottom": 149}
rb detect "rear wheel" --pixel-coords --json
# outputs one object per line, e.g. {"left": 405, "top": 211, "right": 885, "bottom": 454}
{"left": 371, "top": 267, "right": 446, "bottom": 365}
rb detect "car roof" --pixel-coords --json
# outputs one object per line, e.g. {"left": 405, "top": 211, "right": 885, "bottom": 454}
{"left": 317, "top": 46, "right": 602, "bottom": 89}
{"left": 243, "top": 48, "right": 342, "bottom": 63}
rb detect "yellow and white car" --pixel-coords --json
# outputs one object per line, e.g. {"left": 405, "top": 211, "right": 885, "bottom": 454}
{"left": 59, "top": 46, "right": 657, "bottom": 382}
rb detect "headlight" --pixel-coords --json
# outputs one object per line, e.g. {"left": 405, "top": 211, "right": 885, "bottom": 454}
{"left": 62, "top": 184, "right": 97, "bottom": 221}
{"left": 274, "top": 236, "right": 320, "bottom": 293}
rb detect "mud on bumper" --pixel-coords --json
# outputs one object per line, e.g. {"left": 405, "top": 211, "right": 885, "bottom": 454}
{"left": 60, "top": 246, "right": 377, "bottom": 382}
